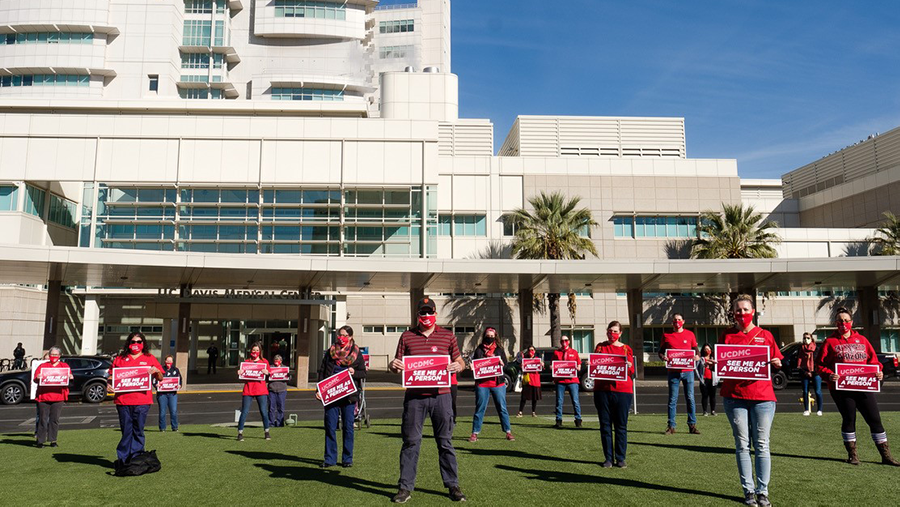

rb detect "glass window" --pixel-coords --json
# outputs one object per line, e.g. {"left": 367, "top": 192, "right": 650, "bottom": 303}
{"left": 24, "top": 185, "right": 46, "bottom": 218}
{"left": 0, "top": 185, "right": 17, "bottom": 211}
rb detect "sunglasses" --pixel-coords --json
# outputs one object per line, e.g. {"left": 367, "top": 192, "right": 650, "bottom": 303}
{"left": 129, "top": 340, "right": 144, "bottom": 344}
{"left": 418, "top": 309, "right": 435, "bottom": 316}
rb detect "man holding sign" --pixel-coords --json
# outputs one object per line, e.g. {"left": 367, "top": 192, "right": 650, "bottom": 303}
{"left": 388, "top": 297, "right": 466, "bottom": 504}
{"left": 468, "top": 327, "right": 514, "bottom": 443}
{"left": 109, "top": 332, "right": 163, "bottom": 467}
{"left": 33, "top": 347, "right": 73, "bottom": 448}
{"left": 592, "top": 321, "right": 635, "bottom": 468}
{"left": 816, "top": 307, "right": 899, "bottom": 467}
{"left": 717, "top": 295, "right": 782, "bottom": 507}
{"left": 659, "top": 313, "right": 700, "bottom": 435}
{"left": 553, "top": 336, "right": 582, "bottom": 429}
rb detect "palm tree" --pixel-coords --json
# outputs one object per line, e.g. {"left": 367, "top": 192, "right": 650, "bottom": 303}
{"left": 510, "top": 191, "right": 598, "bottom": 347}
{"left": 691, "top": 203, "right": 780, "bottom": 259}
{"left": 871, "top": 211, "right": 900, "bottom": 255}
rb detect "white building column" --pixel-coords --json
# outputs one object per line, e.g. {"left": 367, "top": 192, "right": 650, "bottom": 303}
{"left": 81, "top": 295, "right": 100, "bottom": 355}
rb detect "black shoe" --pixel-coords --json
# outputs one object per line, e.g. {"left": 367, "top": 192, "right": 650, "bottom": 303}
{"left": 448, "top": 486, "right": 467, "bottom": 502}
{"left": 554, "top": 420, "right": 563, "bottom": 429}
{"left": 743, "top": 492, "right": 759, "bottom": 506}
{"left": 341, "top": 462, "right": 353, "bottom": 468}
{"left": 601, "top": 460, "right": 613, "bottom": 468}
{"left": 265, "top": 430, "right": 271, "bottom": 441}
{"left": 614, "top": 461, "right": 627, "bottom": 468}
{"left": 756, "top": 494, "right": 771, "bottom": 507}
{"left": 50, "top": 442, "right": 58, "bottom": 448}
{"left": 237, "top": 432, "right": 244, "bottom": 442}
{"left": 575, "top": 419, "right": 583, "bottom": 428}
{"left": 36, "top": 443, "right": 43, "bottom": 449}
{"left": 320, "top": 462, "right": 335, "bottom": 468}
{"left": 392, "top": 489, "right": 411, "bottom": 503}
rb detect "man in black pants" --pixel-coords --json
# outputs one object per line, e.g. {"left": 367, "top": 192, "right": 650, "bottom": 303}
{"left": 206, "top": 344, "right": 219, "bottom": 374}
{"left": 389, "top": 297, "right": 467, "bottom": 503}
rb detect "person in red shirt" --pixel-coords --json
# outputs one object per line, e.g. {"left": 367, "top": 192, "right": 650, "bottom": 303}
{"left": 697, "top": 344, "right": 717, "bottom": 416}
{"left": 469, "top": 327, "right": 514, "bottom": 442}
{"left": 237, "top": 341, "right": 271, "bottom": 442}
{"left": 553, "top": 335, "right": 582, "bottom": 429}
{"left": 109, "top": 332, "right": 163, "bottom": 465}
{"left": 33, "top": 347, "right": 73, "bottom": 448}
{"left": 718, "top": 295, "right": 783, "bottom": 507}
{"left": 816, "top": 307, "right": 899, "bottom": 466}
{"left": 516, "top": 346, "right": 542, "bottom": 417}
{"left": 659, "top": 313, "right": 700, "bottom": 434}
{"left": 593, "top": 321, "right": 635, "bottom": 468}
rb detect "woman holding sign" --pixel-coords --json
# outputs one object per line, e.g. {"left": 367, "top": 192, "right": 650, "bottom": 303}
{"left": 469, "top": 327, "right": 514, "bottom": 442}
{"left": 517, "top": 346, "right": 542, "bottom": 417}
{"left": 110, "top": 332, "right": 164, "bottom": 465}
{"left": 268, "top": 354, "right": 290, "bottom": 428}
{"left": 592, "top": 321, "right": 635, "bottom": 468}
{"left": 155, "top": 355, "right": 181, "bottom": 432}
{"left": 718, "top": 295, "right": 783, "bottom": 507}
{"left": 237, "top": 342, "right": 271, "bottom": 441}
{"left": 33, "top": 347, "right": 73, "bottom": 448}
{"left": 816, "top": 307, "right": 900, "bottom": 466}
{"left": 316, "top": 325, "right": 366, "bottom": 468}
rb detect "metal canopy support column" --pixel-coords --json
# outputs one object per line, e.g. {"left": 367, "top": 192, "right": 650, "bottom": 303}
{"left": 858, "top": 286, "right": 882, "bottom": 352}
{"left": 627, "top": 288, "right": 644, "bottom": 380}
{"left": 176, "top": 284, "right": 192, "bottom": 386}
{"left": 42, "top": 280, "right": 62, "bottom": 352}
{"left": 518, "top": 289, "right": 534, "bottom": 349}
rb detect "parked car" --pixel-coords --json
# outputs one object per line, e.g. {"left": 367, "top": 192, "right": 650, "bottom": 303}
{"left": 0, "top": 355, "right": 112, "bottom": 405}
{"left": 772, "top": 341, "right": 900, "bottom": 390}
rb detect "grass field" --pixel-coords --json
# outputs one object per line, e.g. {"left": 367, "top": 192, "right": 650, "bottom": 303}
{"left": 3, "top": 411, "right": 900, "bottom": 506}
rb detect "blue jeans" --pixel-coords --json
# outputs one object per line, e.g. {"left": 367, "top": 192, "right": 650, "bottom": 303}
{"left": 724, "top": 398, "right": 776, "bottom": 496}
{"left": 555, "top": 383, "right": 582, "bottom": 422}
{"left": 595, "top": 391, "right": 633, "bottom": 464}
{"left": 116, "top": 404, "right": 150, "bottom": 462}
{"left": 667, "top": 370, "right": 697, "bottom": 427}
{"left": 157, "top": 393, "right": 178, "bottom": 431}
{"left": 801, "top": 374, "right": 822, "bottom": 412}
{"left": 472, "top": 385, "right": 511, "bottom": 434}
{"left": 238, "top": 395, "right": 270, "bottom": 431}
{"left": 324, "top": 402, "right": 355, "bottom": 465}
{"left": 268, "top": 390, "right": 287, "bottom": 427}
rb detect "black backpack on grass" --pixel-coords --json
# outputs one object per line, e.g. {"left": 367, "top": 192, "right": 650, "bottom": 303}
{"left": 114, "top": 450, "right": 161, "bottom": 477}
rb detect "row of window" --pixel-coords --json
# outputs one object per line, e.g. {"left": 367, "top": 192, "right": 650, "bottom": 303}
{"left": 379, "top": 19, "right": 414, "bottom": 33}
{"left": 181, "top": 75, "right": 223, "bottom": 83}
{"left": 179, "top": 89, "right": 224, "bottom": 99}
{"left": 181, "top": 53, "right": 225, "bottom": 69}
{"left": 99, "top": 223, "right": 426, "bottom": 242}
{"left": 437, "top": 215, "right": 487, "bottom": 237}
{"left": 274, "top": 0, "right": 348, "bottom": 20}
{"left": 1, "top": 32, "right": 94, "bottom": 45}
{"left": 0, "top": 186, "right": 16, "bottom": 211}
{"left": 270, "top": 87, "right": 345, "bottom": 101}
{"left": 0, "top": 184, "right": 76, "bottom": 228}
{"left": 100, "top": 187, "right": 397, "bottom": 205}
{"left": 0, "top": 74, "right": 89, "bottom": 88}
{"left": 613, "top": 216, "right": 699, "bottom": 238}
{"left": 184, "top": 0, "right": 227, "bottom": 14}
{"left": 183, "top": 20, "right": 227, "bottom": 47}
{"left": 380, "top": 45, "right": 413, "bottom": 59}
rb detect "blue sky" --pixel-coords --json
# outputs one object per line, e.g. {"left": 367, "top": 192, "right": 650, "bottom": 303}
{"left": 447, "top": 0, "right": 900, "bottom": 179}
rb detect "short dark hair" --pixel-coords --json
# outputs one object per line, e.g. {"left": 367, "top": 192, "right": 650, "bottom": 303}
{"left": 835, "top": 307, "right": 853, "bottom": 319}
{"left": 338, "top": 325, "right": 354, "bottom": 337}
{"left": 607, "top": 320, "right": 622, "bottom": 331}
{"left": 672, "top": 313, "right": 684, "bottom": 320}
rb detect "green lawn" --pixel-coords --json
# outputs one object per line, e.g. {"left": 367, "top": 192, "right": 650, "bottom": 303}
{"left": 3, "top": 411, "right": 900, "bottom": 506}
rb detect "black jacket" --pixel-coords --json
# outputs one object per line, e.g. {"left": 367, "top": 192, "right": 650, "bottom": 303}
{"left": 472, "top": 343, "right": 508, "bottom": 385}
{"left": 317, "top": 346, "right": 367, "bottom": 405}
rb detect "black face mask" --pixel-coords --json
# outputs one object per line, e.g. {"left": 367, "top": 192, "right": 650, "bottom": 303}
{"left": 483, "top": 337, "right": 495, "bottom": 345}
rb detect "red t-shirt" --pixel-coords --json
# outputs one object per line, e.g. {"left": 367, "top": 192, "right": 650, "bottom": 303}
{"left": 242, "top": 358, "right": 270, "bottom": 396}
{"left": 34, "top": 361, "right": 70, "bottom": 403}
{"left": 593, "top": 343, "right": 635, "bottom": 394}
{"left": 553, "top": 347, "right": 581, "bottom": 384}
{"left": 702, "top": 357, "right": 713, "bottom": 380}
{"left": 660, "top": 330, "right": 698, "bottom": 372}
{"left": 718, "top": 327, "right": 783, "bottom": 402}
{"left": 816, "top": 332, "right": 881, "bottom": 390}
{"left": 112, "top": 353, "right": 163, "bottom": 406}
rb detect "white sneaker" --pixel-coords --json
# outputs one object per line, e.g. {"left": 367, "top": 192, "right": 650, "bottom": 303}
{"left": 803, "top": 410, "right": 810, "bottom": 416}
{"left": 817, "top": 411, "right": 823, "bottom": 416}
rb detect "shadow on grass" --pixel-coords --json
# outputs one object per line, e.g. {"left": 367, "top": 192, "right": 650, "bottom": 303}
{"left": 225, "top": 450, "right": 320, "bottom": 466}
{"left": 256, "top": 464, "right": 448, "bottom": 500}
{"left": 53, "top": 453, "right": 114, "bottom": 469}
{"left": 630, "top": 441, "right": 846, "bottom": 463}
{"left": 458, "top": 447, "right": 595, "bottom": 466}
{"left": 496, "top": 464, "right": 742, "bottom": 502}
{"left": 179, "top": 431, "right": 234, "bottom": 440}
{"left": 0, "top": 438, "right": 38, "bottom": 448}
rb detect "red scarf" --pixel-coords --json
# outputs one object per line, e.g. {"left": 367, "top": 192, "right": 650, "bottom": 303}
{"left": 329, "top": 339, "right": 359, "bottom": 367}
{"left": 484, "top": 341, "right": 497, "bottom": 357}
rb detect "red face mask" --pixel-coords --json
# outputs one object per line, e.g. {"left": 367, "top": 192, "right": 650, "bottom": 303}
{"left": 337, "top": 335, "right": 350, "bottom": 347}
{"left": 561, "top": 341, "right": 570, "bottom": 350}
{"left": 673, "top": 320, "right": 684, "bottom": 330}
{"left": 735, "top": 311, "right": 755, "bottom": 329}
{"left": 129, "top": 343, "right": 143, "bottom": 354}
{"left": 418, "top": 315, "right": 436, "bottom": 329}
{"left": 165, "top": 361, "right": 173, "bottom": 369}
{"left": 837, "top": 321, "right": 853, "bottom": 335}
{"left": 274, "top": 360, "right": 282, "bottom": 367}
{"left": 607, "top": 331, "right": 620, "bottom": 343}
{"left": 49, "top": 355, "right": 61, "bottom": 364}
{"left": 250, "top": 351, "right": 260, "bottom": 359}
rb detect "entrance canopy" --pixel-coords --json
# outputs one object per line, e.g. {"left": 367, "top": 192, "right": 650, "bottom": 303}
{"left": 2, "top": 244, "right": 899, "bottom": 293}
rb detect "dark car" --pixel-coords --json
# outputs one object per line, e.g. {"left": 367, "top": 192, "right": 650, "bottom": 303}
{"left": 505, "top": 347, "right": 592, "bottom": 392}
{"left": 772, "top": 341, "right": 900, "bottom": 390}
{"left": 0, "top": 355, "right": 112, "bottom": 405}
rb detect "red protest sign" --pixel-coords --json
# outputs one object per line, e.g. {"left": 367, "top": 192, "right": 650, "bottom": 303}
{"left": 157, "top": 377, "right": 180, "bottom": 392}
{"left": 588, "top": 354, "right": 628, "bottom": 381}
{"left": 522, "top": 358, "right": 543, "bottom": 373}
{"left": 317, "top": 369, "right": 358, "bottom": 405}
{"left": 363, "top": 354, "right": 370, "bottom": 370}
{"left": 402, "top": 355, "right": 451, "bottom": 388}
{"left": 239, "top": 361, "right": 266, "bottom": 381}
{"left": 835, "top": 363, "right": 881, "bottom": 392}
{"left": 665, "top": 349, "right": 696, "bottom": 369}
{"left": 715, "top": 344, "right": 770, "bottom": 381}
{"left": 473, "top": 356, "right": 503, "bottom": 379}
{"left": 269, "top": 366, "right": 290, "bottom": 381}
{"left": 39, "top": 366, "right": 70, "bottom": 387}
{"left": 552, "top": 360, "right": 579, "bottom": 378}
{"left": 112, "top": 366, "right": 152, "bottom": 393}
